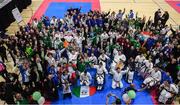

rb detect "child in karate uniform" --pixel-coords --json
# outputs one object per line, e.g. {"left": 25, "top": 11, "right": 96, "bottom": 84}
{"left": 111, "top": 65, "right": 127, "bottom": 89}
{"left": 93, "top": 62, "right": 108, "bottom": 90}
{"left": 80, "top": 71, "right": 92, "bottom": 86}
{"left": 98, "top": 50, "right": 110, "bottom": 68}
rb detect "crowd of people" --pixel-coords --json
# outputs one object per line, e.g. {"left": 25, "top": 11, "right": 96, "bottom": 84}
{"left": 0, "top": 7, "right": 180, "bottom": 105}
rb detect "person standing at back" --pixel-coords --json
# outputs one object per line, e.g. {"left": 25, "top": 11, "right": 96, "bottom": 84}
{"left": 154, "top": 9, "right": 161, "bottom": 27}
{"left": 161, "top": 11, "right": 169, "bottom": 27}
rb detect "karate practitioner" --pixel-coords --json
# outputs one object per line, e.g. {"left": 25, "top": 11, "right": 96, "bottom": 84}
{"left": 158, "top": 80, "right": 178, "bottom": 104}
{"left": 98, "top": 50, "right": 110, "bottom": 68}
{"left": 64, "top": 33, "right": 74, "bottom": 42}
{"left": 135, "top": 54, "right": 146, "bottom": 70}
{"left": 80, "top": 71, "right": 92, "bottom": 86}
{"left": 111, "top": 66, "right": 128, "bottom": 89}
{"left": 67, "top": 49, "right": 79, "bottom": 64}
{"left": 88, "top": 53, "right": 98, "bottom": 65}
{"left": 116, "top": 51, "right": 126, "bottom": 62}
{"left": 140, "top": 59, "right": 153, "bottom": 78}
{"left": 110, "top": 51, "right": 126, "bottom": 74}
{"left": 93, "top": 62, "right": 108, "bottom": 90}
{"left": 141, "top": 66, "right": 162, "bottom": 89}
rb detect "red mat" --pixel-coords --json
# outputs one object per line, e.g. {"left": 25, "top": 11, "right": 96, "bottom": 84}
{"left": 150, "top": 88, "right": 174, "bottom": 105}
{"left": 150, "top": 88, "right": 158, "bottom": 105}
{"left": 166, "top": 0, "right": 180, "bottom": 13}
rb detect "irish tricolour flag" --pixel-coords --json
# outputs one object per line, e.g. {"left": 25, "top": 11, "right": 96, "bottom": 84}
{"left": 72, "top": 86, "right": 96, "bottom": 98}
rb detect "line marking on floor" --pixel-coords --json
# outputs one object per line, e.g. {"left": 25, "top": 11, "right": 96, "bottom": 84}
{"left": 152, "top": 0, "right": 178, "bottom": 26}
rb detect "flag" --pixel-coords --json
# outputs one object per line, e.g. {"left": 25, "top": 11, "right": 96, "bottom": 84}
{"left": 72, "top": 86, "right": 96, "bottom": 98}
{"left": 25, "top": 47, "right": 33, "bottom": 57}
{"left": 63, "top": 40, "right": 69, "bottom": 48}
{"left": 77, "top": 60, "right": 86, "bottom": 72}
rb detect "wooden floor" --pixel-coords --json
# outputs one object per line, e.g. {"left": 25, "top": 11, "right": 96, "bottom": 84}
{"left": 2, "top": 0, "right": 180, "bottom": 104}
{"left": 6, "top": 0, "right": 43, "bottom": 35}
{"left": 6, "top": 0, "right": 180, "bottom": 35}
{"left": 100, "top": 0, "right": 180, "bottom": 26}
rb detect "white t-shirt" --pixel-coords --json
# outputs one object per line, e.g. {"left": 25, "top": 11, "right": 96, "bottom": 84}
{"left": 62, "top": 84, "right": 71, "bottom": 94}
{"left": 101, "top": 33, "right": 109, "bottom": 40}
{"left": 33, "top": 21, "right": 38, "bottom": 28}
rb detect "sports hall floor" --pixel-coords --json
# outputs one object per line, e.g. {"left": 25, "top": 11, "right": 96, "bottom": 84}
{"left": 1, "top": 0, "right": 180, "bottom": 104}
{"left": 6, "top": 0, "right": 180, "bottom": 35}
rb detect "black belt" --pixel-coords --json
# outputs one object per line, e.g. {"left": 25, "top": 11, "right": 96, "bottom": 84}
{"left": 161, "top": 87, "right": 176, "bottom": 95}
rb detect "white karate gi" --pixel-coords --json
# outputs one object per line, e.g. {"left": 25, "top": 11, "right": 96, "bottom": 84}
{"left": 32, "top": 20, "right": 38, "bottom": 28}
{"left": 126, "top": 67, "right": 134, "bottom": 83}
{"left": 80, "top": 72, "right": 92, "bottom": 86}
{"left": 110, "top": 54, "right": 126, "bottom": 74}
{"left": 113, "top": 48, "right": 118, "bottom": 56}
{"left": 67, "top": 51, "right": 78, "bottom": 64}
{"left": 140, "top": 60, "right": 153, "bottom": 76}
{"left": 50, "top": 18, "right": 58, "bottom": 26}
{"left": 100, "top": 32, "right": 109, "bottom": 40}
{"left": 158, "top": 84, "right": 178, "bottom": 104}
{"left": 110, "top": 54, "right": 120, "bottom": 73}
{"left": 94, "top": 65, "right": 108, "bottom": 85}
{"left": 98, "top": 54, "right": 109, "bottom": 68}
{"left": 64, "top": 35, "right": 73, "bottom": 42}
{"left": 88, "top": 55, "right": 98, "bottom": 64}
{"left": 135, "top": 55, "right": 146, "bottom": 68}
{"left": 143, "top": 70, "right": 161, "bottom": 87}
{"left": 111, "top": 69, "right": 127, "bottom": 89}
{"left": 119, "top": 54, "right": 126, "bottom": 62}
{"left": 74, "top": 36, "right": 84, "bottom": 49}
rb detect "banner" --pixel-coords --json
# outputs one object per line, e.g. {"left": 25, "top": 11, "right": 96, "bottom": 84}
{"left": 72, "top": 86, "right": 96, "bottom": 98}
{"left": 0, "top": 0, "right": 12, "bottom": 9}
{"left": 12, "top": 7, "right": 23, "bottom": 23}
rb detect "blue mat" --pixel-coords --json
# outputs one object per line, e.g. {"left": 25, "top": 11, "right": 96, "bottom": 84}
{"left": 52, "top": 68, "right": 154, "bottom": 104}
{"left": 45, "top": 2, "right": 154, "bottom": 104}
{"left": 45, "top": 2, "right": 92, "bottom": 18}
